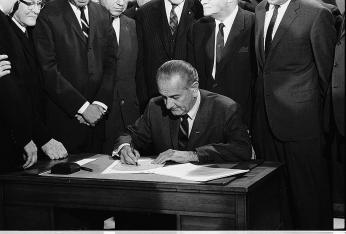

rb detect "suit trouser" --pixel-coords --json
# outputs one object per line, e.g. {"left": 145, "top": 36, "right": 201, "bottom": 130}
{"left": 252, "top": 87, "right": 333, "bottom": 230}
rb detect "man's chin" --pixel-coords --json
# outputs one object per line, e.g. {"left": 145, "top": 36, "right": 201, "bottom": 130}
{"left": 170, "top": 110, "right": 183, "bottom": 116}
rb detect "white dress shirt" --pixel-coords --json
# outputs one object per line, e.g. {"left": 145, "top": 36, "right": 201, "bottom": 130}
{"left": 212, "top": 5, "right": 239, "bottom": 79}
{"left": 164, "top": 0, "right": 185, "bottom": 25}
{"left": 263, "top": 0, "right": 291, "bottom": 49}
{"left": 68, "top": 2, "right": 108, "bottom": 114}
{"left": 112, "top": 17, "right": 120, "bottom": 45}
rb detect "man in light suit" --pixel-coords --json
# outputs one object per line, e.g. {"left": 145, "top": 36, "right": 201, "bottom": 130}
{"left": 114, "top": 60, "right": 251, "bottom": 165}
{"left": 100, "top": 0, "right": 140, "bottom": 154}
{"left": 0, "top": 0, "right": 68, "bottom": 173}
{"left": 253, "top": 0, "right": 336, "bottom": 229}
{"left": 188, "top": 0, "right": 256, "bottom": 126}
{"left": 135, "top": 0, "right": 203, "bottom": 112}
{"left": 33, "top": 0, "right": 117, "bottom": 154}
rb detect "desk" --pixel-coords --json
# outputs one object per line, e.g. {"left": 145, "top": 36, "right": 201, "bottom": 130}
{"left": 0, "top": 154, "right": 281, "bottom": 230}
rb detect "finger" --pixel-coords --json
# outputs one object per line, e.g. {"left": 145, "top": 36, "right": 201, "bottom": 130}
{"left": 0, "top": 64, "right": 11, "bottom": 70}
{"left": 0, "top": 70, "right": 10, "bottom": 76}
{"left": 26, "top": 152, "right": 37, "bottom": 168}
{"left": 0, "top": 54, "right": 8, "bottom": 60}
{"left": 23, "top": 153, "right": 32, "bottom": 168}
{"left": 133, "top": 149, "right": 141, "bottom": 160}
{"left": 124, "top": 151, "right": 137, "bottom": 165}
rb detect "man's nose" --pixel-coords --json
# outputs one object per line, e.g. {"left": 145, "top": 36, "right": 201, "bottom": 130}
{"left": 166, "top": 98, "right": 174, "bottom": 109}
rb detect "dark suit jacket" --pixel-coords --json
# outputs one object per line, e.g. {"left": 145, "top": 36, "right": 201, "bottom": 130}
{"left": 254, "top": 0, "right": 336, "bottom": 141}
{"left": 188, "top": 8, "right": 256, "bottom": 127}
{"left": 104, "top": 15, "right": 140, "bottom": 154}
{"left": 0, "top": 13, "right": 50, "bottom": 172}
{"left": 115, "top": 89, "right": 252, "bottom": 163}
{"left": 136, "top": 0, "right": 203, "bottom": 111}
{"left": 331, "top": 16, "right": 344, "bottom": 136}
{"left": 33, "top": 0, "right": 117, "bottom": 153}
{"left": 123, "top": 2, "right": 139, "bottom": 19}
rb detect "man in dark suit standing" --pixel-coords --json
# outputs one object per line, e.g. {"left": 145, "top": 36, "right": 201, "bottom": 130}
{"left": 33, "top": 0, "right": 117, "bottom": 154}
{"left": 0, "top": 0, "right": 68, "bottom": 173}
{"left": 100, "top": 0, "right": 140, "bottom": 154}
{"left": 188, "top": 0, "right": 256, "bottom": 126}
{"left": 114, "top": 60, "right": 251, "bottom": 165}
{"left": 135, "top": 0, "right": 203, "bottom": 111}
{"left": 253, "top": 0, "right": 336, "bottom": 229}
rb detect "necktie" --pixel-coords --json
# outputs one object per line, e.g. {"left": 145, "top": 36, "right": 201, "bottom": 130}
{"left": 216, "top": 23, "right": 225, "bottom": 64}
{"left": 265, "top": 5, "right": 280, "bottom": 58}
{"left": 178, "top": 114, "right": 189, "bottom": 150}
{"left": 169, "top": 4, "right": 178, "bottom": 35}
{"left": 80, "top": 7, "right": 89, "bottom": 39}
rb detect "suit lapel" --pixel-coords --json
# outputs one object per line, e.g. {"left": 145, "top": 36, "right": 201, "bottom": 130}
{"left": 169, "top": 115, "right": 180, "bottom": 149}
{"left": 256, "top": 1, "right": 266, "bottom": 68}
{"left": 158, "top": 0, "right": 172, "bottom": 57}
{"left": 87, "top": 3, "right": 96, "bottom": 48}
{"left": 63, "top": 1, "right": 87, "bottom": 44}
{"left": 175, "top": 0, "right": 193, "bottom": 45}
{"left": 118, "top": 16, "right": 127, "bottom": 57}
{"left": 205, "top": 18, "right": 215, "bottom": 78}
{"left": 217, "top": 8, "right": 245, "bottom": 74}
{"left": 188, "top": 91, "right": 210, "bottom": 148}
{"left": 267, "top": 0, "right": 299, "bottom": 60}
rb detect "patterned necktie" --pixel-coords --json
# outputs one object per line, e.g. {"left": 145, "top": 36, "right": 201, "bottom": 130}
{"left": 216, "top": 23, "right": 225, "bottom": 64}
{"left": 178, "top": 114, "right": 189, "bottom": 150}
{"left": 265, "top": 4, "right": 280, "bottom": 58}
{"left": 79, "top": 7, "right": 89, "bottom": 39}
{"left": 169, "top": 3, "right": 178, "bottom": 35}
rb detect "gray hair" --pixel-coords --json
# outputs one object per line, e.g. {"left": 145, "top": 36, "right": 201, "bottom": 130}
{"left": 156, "top": 60, "right": 199, "bottom": 88}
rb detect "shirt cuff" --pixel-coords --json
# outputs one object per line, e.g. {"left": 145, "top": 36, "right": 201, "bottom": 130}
{"left": 112, "top": 143, "right": 130, "bottom": 157}
{"left": 92, "top": 101, "right": 108, "bottom": 112}
{"left": 77, "top": 101, "right": 90, "bottom": 114}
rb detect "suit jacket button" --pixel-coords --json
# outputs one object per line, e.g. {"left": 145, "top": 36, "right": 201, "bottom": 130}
{"left": 120, "top": 100, "right": 125, "bottom": 105}
{"left": 334, "top": 63, "right": 338, "bottom": 67}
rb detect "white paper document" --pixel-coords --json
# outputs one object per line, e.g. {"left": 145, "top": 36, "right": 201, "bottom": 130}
{"left": 102, "top": 159, "right": 248, "bottom": 182}
{"left": 150, "top": 163, "right": 249, "bottom": 182}
{"left": 102, "top": 158, "right": 164, "bottom": 174}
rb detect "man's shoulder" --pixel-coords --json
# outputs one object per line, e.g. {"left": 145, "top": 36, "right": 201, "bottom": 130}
{"left": 138, "top": 0, "right": 162, "bottom": 14}
{"left": 39, "top": 0, "right": 65, "bottom": 16}
{"left": 200, "top": 89, "right": 238, "bottom": 110}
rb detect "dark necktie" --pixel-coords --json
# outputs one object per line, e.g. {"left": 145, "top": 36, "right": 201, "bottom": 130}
{"left": 216, "top": 23, "right": 225, "bottom": 64}
{"left": 169, "top": 4, "right": 178, "bottom": 35}
{"left": 265, "top": 4, "right": 280, "bottom": 58}
{"left": 79, "top": 7, "right": 89, "bottom": 39}
{"left": 178, "top": 114, "right": 189, "bottom": 150}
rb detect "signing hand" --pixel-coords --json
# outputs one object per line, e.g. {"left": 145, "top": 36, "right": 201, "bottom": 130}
{"left": 41, "top": 138, "right": 68, "bottom": 160}
{"left": 0, "top": 54, "right": 11, "bottom": 77}
{"left": 23, "top": 140, "right": 38, "bottom": 169}
{"left": 119, "top": 145, "right": 140, "bottom": 165}
{"left": 82, "top": 104, "right": 103, "bottom": 126}
{"left": 153, "top": 149, "right": 198, "bottom": 164}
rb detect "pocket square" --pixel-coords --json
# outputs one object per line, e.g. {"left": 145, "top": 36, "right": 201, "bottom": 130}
{"left": 239, "top": 47, "right": 248, "bottom": 53}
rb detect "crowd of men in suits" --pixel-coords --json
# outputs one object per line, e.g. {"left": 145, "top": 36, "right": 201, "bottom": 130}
{"left": 0, "top": 0, "right": 344, "bottom": 230}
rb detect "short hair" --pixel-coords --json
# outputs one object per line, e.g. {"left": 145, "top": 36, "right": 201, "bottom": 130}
{"left": 156, "top": 60, "right": 199, "bottom": 88}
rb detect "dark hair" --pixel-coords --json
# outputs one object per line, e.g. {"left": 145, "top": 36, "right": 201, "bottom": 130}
{"left": 156, "top": 60, "right": 199, "bottom": 88}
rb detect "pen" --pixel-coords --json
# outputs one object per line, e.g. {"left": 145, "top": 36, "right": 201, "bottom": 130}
{"left": 80, "top": 166, "right": 93, "bottom": 172}
{"left": 130, "top": 142, "right": 138, "bottom": 166}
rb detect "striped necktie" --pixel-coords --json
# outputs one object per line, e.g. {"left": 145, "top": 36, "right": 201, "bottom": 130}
{"left": 178, "top": 114, "right": 189, "bottom": 150}
{"left": 169, "top": 3, "right": 178, "bottom": 35}
{"left": 79, "top": 6, "right": 89, "bottom": 39}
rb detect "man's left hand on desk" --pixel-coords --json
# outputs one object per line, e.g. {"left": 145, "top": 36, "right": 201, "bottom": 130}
{"left": 153, "top": 149, "right": 198, "bottom": 164}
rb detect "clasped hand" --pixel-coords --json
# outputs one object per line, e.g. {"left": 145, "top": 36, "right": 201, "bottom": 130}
{"left": 0, "top": 54, "right": 11, "bottom": 77}
{"left": 41, "top": 138, "right": 68, "bottom": 160}
{"left": 76, "top": 104, "right": 105, "bottom": 126}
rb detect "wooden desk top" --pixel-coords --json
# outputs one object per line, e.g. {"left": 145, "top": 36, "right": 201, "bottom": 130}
{"left": 0, "top": 154, "right": 281, "bottom": 194}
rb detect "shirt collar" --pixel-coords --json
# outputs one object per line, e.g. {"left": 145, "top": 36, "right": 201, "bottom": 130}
{"left": 187, "top": 90, "right": 201, "bottom": 121}
{"left": 268, "top": 0, "right": 291, "bottom": 10}
{"left": 11, "top": 17, "right": 26, "bottom": 33}
{"left": 215, "top": 5, "right": 238, "bottom": 29}
{"left": 69, "top": 1, "right": 89, "bottom": 12}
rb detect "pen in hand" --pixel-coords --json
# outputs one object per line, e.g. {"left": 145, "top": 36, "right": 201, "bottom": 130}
{"left": 130, "top": 142, "right": 139, "bottom": 166}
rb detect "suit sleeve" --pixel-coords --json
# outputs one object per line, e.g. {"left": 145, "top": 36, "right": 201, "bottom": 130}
{"left": 0, "top": 72, "right": 32, "bottom": 149}
{"left": 114, "top": 99, "right": 153, "bottom": 152}
{"left": 33, "top": 14, "right": 87, "bottom": 117}
{"left": 310, "top": 7, "right": 337, "bottom": 98}
{"left": 94, "top": 14, "right": 117, "bottom": 107}
{"left": 195, "top": 104, "right": 252, "bottom": 163}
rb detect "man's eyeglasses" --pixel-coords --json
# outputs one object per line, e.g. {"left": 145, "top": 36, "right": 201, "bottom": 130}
{"left": 19, "top": 0, "right": 45, "bottom": 10}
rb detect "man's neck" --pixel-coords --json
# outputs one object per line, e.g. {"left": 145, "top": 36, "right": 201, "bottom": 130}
{"left": 214, "top": 4, "right": 236, "bottom": 22}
